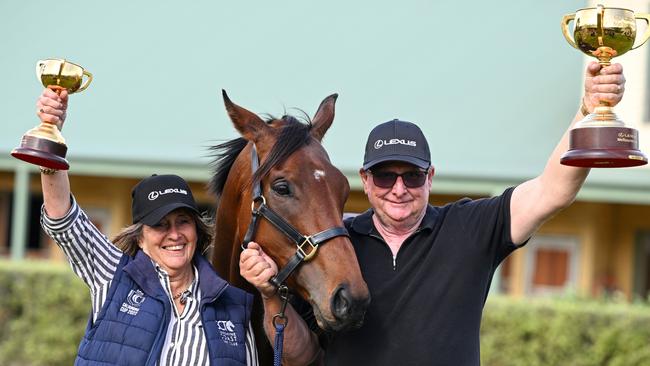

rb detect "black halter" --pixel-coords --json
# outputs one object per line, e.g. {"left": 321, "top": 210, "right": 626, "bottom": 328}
{"left": 241, "top": 145, "right": 350, "bottom": 288}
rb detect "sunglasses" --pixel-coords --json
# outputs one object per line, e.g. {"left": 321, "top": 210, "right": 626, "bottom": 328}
{"left": 368, "top": 169, "right": 429, "bottom": 188}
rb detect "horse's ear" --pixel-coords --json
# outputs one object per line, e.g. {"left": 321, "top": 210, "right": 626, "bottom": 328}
{"left": 310, "top": 93, "right": 338, "bottom": 142}
{"left": 222, "top": 90, "right": 269, "bottom": 142}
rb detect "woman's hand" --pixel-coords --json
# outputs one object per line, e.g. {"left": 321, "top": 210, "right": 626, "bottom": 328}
{"left": 239, "top": 241, "right": 279, "bottom": 299}
{"left": 36, "top": 88, "right": 68, "bottom": 131}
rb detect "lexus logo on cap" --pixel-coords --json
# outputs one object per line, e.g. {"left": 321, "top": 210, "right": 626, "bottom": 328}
{"left": 374, "top": 138, "right": 417, "bottom": 149}
{"left": 148, "top": 188, "right": 189, "bottom": 201}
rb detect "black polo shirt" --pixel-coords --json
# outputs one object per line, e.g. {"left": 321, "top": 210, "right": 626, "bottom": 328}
{"left": 297, "top": 187, "right": 522, "bottom": 366}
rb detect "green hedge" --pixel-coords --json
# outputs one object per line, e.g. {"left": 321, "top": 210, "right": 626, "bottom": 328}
{"left": 1, "top": 261, "right": 650, "bottom": 365}
{"left": 0, "top": 260, "right": 89, "bottom": 366}
{"left": 481, "top": 296, "right": 650, "bottom": 366}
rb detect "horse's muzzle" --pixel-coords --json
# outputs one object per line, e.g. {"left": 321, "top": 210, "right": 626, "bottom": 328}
{"left": 330, "top": 284, "right": 371, "bottom": 331}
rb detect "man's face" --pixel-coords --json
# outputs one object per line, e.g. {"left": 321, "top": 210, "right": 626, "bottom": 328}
{"left": 360, "top": 161, "right": 433, "bottom": 230}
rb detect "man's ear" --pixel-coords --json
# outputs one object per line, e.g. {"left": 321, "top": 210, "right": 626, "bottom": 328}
{"left": 359, "top": 168, "right": 370, "bottom": 194}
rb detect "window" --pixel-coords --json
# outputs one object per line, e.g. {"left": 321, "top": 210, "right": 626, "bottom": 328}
{"left": 26, "top": 194, "right": 46, "bottom": 258}
{"left": 0, "top": 192, "right": 10, "bottom": 257}
{"left": 634, "top": 232, "right": 650, "bottom": 300}
{"left": 85, "top": 207, "right": 112, "bottom": 235}
{"left": 498, "top": 256, "right": 513, "bottom": 294}
{"left": 524, "top": 235, "right": 580, "bottom": 296}
{"left": 0, "top": 192, "right": 49, "bottom": 259}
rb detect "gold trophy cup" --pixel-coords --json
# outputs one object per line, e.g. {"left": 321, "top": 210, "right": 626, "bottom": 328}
{"left": 11, "top": 58, "right": 92, "bottom": 170}
{"left": 561, "top": 5, "right": 650, "bottom": 167}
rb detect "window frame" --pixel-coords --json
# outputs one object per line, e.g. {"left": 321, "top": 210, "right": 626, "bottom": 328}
{"left": 524, "top": 234, "right": 581, "bottom": 296}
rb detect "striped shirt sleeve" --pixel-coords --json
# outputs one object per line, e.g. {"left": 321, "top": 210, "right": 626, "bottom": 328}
{"left": 40, "top": 195, "right": 123, "bottom": 296}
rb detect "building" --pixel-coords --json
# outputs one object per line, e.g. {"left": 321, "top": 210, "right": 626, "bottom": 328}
{"left": 1, "top": 0, "right": 649, "bottom": 300}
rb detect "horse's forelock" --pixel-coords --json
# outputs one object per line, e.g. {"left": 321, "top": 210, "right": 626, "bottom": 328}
{"left": 208, "top": 115, "right": 314, "bottom": 199}
{"left": 252, "top": 116, "right": 313, "bottom": 184}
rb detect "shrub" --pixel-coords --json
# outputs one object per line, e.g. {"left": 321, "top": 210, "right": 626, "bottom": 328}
{"left": 481, "top": 296, "right": 650, "bottom": 366}
{"left": 0, "top": 260, "right": 89, "bottom": 366}
{"left": 2, "top": 261, "right": 650, "bottom": 366}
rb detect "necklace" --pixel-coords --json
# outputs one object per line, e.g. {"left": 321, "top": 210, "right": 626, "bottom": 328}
{"left": 173, "top": 289, "right": 191, "bottom": 304}
{"left": 172, "top": 276, "right": 194, "bottom": 305}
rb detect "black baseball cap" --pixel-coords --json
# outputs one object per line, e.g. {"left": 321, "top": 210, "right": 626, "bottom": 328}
{"left": 131, "top": 174, "right": 199, "bottom": 226}
{"left": 363, "top": 119, "right": 431, "bottom": 170}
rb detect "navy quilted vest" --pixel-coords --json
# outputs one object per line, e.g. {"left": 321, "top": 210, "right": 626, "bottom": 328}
{"left": 75, "top": 251, "right": 253, "bottom": 366}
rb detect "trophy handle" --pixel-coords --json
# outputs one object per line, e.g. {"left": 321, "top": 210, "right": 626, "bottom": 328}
{"left": 632, "top": 14, "right": 650, "bottom": 50}
{"left": 77, "top": 70, "right": 93, "bottom": 92}
{"left": 561, "top": 14, "right": 578, "bottom": 49}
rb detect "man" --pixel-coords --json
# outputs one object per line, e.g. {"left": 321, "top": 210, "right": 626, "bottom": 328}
{"left": 240, "top": 61, "right": 626, "bottom": 365}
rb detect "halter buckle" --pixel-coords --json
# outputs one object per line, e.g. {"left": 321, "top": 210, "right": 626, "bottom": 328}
{"left": 251, "top": 195, "right": 266, "bottom": 214}
{"left": 297, "top": 236, "right": 319, "bottom": 261}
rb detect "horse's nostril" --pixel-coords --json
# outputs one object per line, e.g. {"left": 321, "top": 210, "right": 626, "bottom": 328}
{"left": 328, "top": 285, "right": 370, "bottom": 331}
{"left": 332, "top": 286, "right": 351, "bottom": 320}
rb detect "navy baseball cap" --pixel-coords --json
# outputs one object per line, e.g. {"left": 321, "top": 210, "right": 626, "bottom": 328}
{"left": 363, "top": 119, "right": 431, "bottom": 170}
{"left": 131, "top": 174, "right": 199, "bottom": 226}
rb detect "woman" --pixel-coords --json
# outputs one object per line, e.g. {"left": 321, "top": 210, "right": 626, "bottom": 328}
{"left": 37, "top": 88, "right": 258, "bottom": 366}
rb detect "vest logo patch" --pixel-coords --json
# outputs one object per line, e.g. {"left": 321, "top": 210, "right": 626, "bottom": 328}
{"left": 120, "top": 289, "right": 146, "bottom": 316}
{"left": 216, "top": 320, "right": 238, "bottom": 346}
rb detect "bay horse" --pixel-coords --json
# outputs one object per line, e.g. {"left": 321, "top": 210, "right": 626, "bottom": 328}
{"left": 209, "top": 91, "right": 370, "bottom": 364}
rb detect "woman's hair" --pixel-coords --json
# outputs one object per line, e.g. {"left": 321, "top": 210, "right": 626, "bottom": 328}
{"left": 112, "top": 210, "right": 214, "bottom": 257}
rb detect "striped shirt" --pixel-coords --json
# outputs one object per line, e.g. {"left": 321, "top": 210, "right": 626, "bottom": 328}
{"left": 41, "top": 196, "right": 258, "bottom": 366}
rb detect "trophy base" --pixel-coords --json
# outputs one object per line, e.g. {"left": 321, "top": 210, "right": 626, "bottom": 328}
{"left": 11, "top": 135, "right": 69, "bottom": 170}
{"left": 561, "top": 148, "right": 647, "bottom": 167}
{"left": 561, "top": 126, "right": 648, "bottom": 168}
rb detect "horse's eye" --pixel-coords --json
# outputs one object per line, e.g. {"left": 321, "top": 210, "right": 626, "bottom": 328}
{"left": 271, "top": 181, "right": 292, "bottom": 196}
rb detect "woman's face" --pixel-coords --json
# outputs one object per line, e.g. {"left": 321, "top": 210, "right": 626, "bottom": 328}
{"left": 139, "top": 208, "right": 197, "bottom": 276}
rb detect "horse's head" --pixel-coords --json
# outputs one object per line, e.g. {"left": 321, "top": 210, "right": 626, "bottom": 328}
{"left": 210, "top": 91, "right": 370, "bottom": 332}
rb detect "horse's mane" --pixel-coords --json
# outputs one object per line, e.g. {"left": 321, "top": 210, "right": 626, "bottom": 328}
{"left": 208, "top": 115, "right": 313, "bottom": 199}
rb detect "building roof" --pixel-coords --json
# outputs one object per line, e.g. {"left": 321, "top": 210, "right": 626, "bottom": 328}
{"left": 2, "top": 0, "right": 649, "bottom": 203}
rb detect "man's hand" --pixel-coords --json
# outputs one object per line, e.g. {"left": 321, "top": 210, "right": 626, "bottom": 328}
{"left": 240, "top": 241, "right": 279, "bottom": 299}
{"left": 583, "top": 62, "right": 625, "bottom": 112}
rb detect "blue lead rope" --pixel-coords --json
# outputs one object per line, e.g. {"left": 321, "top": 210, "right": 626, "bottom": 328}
{"left": 273, "top": 321, "right": 286, "bottom": 366}
{"left": 272, "top": 285, "right": 290, "bottom": 366}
